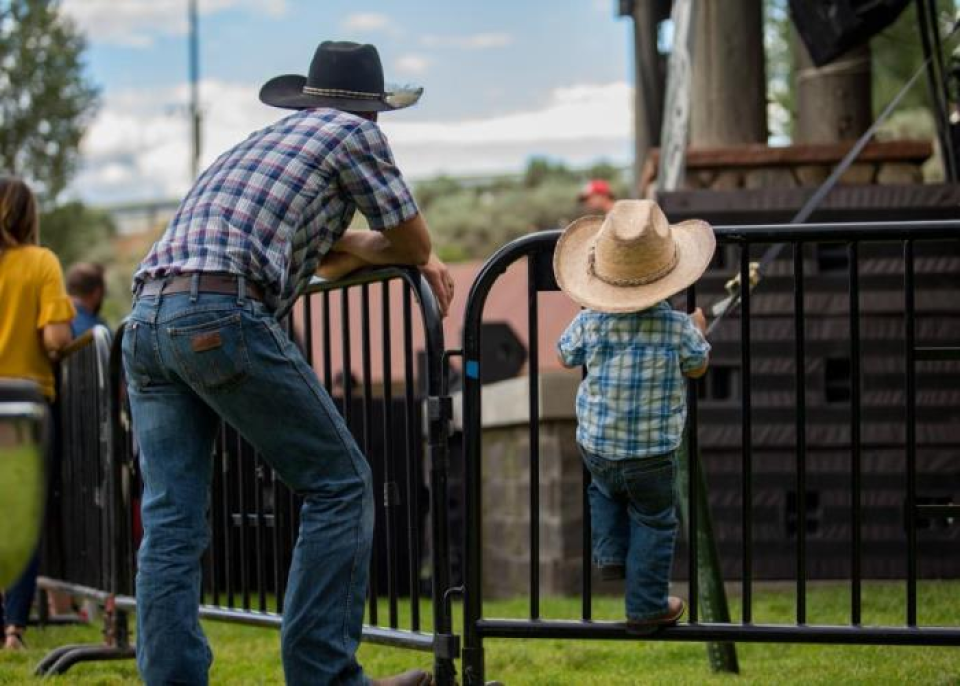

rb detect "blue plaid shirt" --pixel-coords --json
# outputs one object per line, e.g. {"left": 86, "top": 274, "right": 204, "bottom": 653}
{"left": 558, "top": 302, "right": 710, "bottom": 460}
{"left": 135, "top": 108, "right": 419, "bottom": 318}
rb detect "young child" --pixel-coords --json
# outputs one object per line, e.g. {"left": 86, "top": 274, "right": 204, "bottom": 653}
{"left": 554, "top": 199, "right": 714, "bottom": 634}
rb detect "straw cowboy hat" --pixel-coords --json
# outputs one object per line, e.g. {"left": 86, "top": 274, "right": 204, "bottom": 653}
{"left": 553, "top": 200, "right": 716, "bottom": 313}
{"left": 260, "top": 41, "right": 422, "bottom": 112}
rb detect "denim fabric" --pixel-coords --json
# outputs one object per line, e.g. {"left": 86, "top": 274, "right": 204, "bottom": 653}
{"left": 581, "top": 446, "right": 678, "bottom": 621}
{"left": 2, "top": 547, "right": 39, "bottom": 627}
{"left": 123, "top": 290, "right": 374, "bottom": 686}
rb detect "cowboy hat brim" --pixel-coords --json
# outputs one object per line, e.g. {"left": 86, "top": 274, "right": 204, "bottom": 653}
{"left": 553, "top": 215, "right": 716, "bottom": 314}
{"left": 259, "top": 74, "right": 422, "bottom": 112}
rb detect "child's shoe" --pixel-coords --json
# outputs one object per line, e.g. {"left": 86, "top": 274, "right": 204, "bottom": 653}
{"left": 625, "top": 596, "right": 685, "bottom": 635}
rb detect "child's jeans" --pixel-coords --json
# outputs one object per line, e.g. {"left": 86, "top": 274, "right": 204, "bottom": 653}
{"left": 580, "top": 446, "right": 678, "bottom": 621}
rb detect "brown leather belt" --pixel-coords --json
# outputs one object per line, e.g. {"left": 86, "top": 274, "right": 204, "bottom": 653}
{"left": 138, "top": 273, "right": 266, "bottom": 302}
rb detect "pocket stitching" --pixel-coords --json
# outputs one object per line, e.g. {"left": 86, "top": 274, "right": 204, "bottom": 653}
{"left": 167, "top": 312, "right": 242, "bottom": 335}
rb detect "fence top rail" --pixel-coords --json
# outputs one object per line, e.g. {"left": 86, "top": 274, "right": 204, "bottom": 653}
{"left": 303, "top": 266, "right": 433, "bottom": 300}
{"left": 464, "top": 219, "right": 960, "bottom": 325}
{"left": 300, "top": 266, "right": 446, "bottom": 382}
{"left": 59, "top": 324, "right": 113, "bottom": 361}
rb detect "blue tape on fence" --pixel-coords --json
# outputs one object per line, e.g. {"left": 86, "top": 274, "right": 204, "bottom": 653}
{"left": 466, "top": 360, "right": 480, "bottom": 379}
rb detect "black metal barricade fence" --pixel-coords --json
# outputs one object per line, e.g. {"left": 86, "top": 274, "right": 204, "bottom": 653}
{"left": 36, "top": 268, "right": 458, "bottom": 683}
{"left": 36, "top": 324, "right": 136, "bottom": 674}
{"left": 190, "top": 268, "right": 456, "bottom": 684}
{"left": 458, "top": 220, "right": 960, "bottom": 685}
{"left": 35, "top": 221, "right": 960, "bottom": 683}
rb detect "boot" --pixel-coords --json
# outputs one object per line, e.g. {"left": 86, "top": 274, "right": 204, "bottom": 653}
{"left": 625, "top": 596, "right": 685, "bottom": 635}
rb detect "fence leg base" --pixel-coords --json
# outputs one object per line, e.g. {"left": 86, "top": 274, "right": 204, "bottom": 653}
{"left": 35, "top": 645, "right": 136, "bottom": 676}
{"left": 34, "top": 644, "right": 137, "bottom": 676}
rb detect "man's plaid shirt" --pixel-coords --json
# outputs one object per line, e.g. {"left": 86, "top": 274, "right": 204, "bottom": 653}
{"left": 558, "top": 302, "right": 710, "bottom": 460}
{"left": 134, "top": 108, "right": 419, "bottom": 318}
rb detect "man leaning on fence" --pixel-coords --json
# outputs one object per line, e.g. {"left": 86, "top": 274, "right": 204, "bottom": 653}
{"left": 124, "top": 41, "right": 452, "bottom": 686}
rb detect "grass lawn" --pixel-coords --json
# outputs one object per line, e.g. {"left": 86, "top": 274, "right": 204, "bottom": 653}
{"left": 0, "top": 582, "right": 958, "bottom": 684}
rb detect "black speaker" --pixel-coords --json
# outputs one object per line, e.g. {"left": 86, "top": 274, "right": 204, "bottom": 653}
{"left": 477, "top": 322, "right": 527, "bottom": 385}
{"left": 789, "top": 0, "right": 910, "bottom": 66}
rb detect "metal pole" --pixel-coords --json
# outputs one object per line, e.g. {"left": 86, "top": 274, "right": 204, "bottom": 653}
{"left": 916, "top": 0, "right": 958, "bottom": 181}
{"left": 675, "top": 435, "right": 739, "bottom": 673}
{"left": 189, "top": 0, "right": 202, "bottom": 180}
{"left": 628, "top": 0, "right": 664, "bottom": 195}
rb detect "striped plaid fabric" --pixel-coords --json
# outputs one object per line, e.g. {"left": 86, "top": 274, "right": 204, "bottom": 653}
{"left": 557, "top": 301, "right": 710, "bottom": 460}
{"left": 134, "top": 108, "right": 419, "bottom": 318}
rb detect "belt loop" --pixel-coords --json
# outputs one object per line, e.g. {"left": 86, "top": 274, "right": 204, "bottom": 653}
{"left": 190, "top": 273, "right": 200, "bottom": 303}
{"left": 237, "top": 275, "right": 247, "bottom": 306}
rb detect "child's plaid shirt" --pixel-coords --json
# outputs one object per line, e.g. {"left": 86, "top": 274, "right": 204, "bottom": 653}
{"left": 557, "top": 301, "right": 710, "bottom": 460}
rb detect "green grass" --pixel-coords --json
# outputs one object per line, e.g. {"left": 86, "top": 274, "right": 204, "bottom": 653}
{"left": 1, "top": 583, "right": 959, "bottom": 684}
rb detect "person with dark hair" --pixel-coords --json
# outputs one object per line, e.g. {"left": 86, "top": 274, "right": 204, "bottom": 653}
{"left": 65, "top": 262, "right": 107, "bottom": 336}
{"left": 0, "top": 177, "right": 75, "bottom": 649}
{"left": 125, "top": 41, "right": 449, "bottom": 685}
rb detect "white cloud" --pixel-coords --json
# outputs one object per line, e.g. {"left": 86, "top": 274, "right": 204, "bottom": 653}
{"left": 73, "top": 80, "right": 278, "bottom": 203}
{"left": 341, "top": 12, "right": 391, "bottom": 32}
{"left": 386, "top": 82, "right": 632, "bottom": 146}
{"left": 394, "top": 54, "right": 431, "bottom": 76}
{"left": 71, "top": 81, "right": 632, "bottom": 204}
{"left": 60, "top": 0, "right": 287, "bottom": 48}
{"left": 419, "top": 32, "right": 514, "bottom": 50}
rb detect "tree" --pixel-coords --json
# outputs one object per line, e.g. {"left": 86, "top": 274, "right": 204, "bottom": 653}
{"left": 0, "top": 0, "right": 99, "bottom": 202}
{"left": 764, "top": 0, "right": 955, "bottom": 141}
{"left": 40, "top": 201, "right": 116, "bottom": 268}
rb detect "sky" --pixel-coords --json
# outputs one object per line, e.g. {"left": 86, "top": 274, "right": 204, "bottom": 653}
{"left": 59, "top": 0, "right": 635, "bottom": 205}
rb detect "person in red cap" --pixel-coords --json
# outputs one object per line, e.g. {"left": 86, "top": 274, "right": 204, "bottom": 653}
{"left": 578, "top": 179, "right": 617, "bottom": 215}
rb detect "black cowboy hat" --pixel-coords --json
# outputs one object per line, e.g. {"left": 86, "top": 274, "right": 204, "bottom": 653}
{"left": 259, "top": 41, "right": 422, "bottom": 112}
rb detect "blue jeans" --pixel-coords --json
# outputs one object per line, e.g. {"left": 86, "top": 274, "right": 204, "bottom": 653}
{"left": 123, "top": 290, "right": 374, "bottom": 686}
{"left": 581, "top": 447, "right": 678, "bottom": 621}
{"left": 2, "top": 548, "right": 39, "bottom": 628}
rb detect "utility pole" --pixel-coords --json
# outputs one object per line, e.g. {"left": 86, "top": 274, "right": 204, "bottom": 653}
{"left": 189, "top": 0, "right": 202, "bottom": 180}
{"left": 619, "top": 0, "right": 666, "bottom": 194}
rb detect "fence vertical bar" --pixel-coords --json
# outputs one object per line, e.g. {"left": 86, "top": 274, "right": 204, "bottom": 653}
{"left": 740, "top": 243, "right": 753, "bottom": 624}
{"left": 904, "top": 239, "right": 918, "bottom": 626}
{"left": 581, "top": 458, "right": 592, "bottom": 622}
{"left": 794, "top": 243, "right": 807, "bottom": 625}
{"left": 253, "top": 453, "right": 267, "bottom": 612}
{"left": 360, "top": 285, "right": 379, "bottom": 626}
{"left": 342, "top": 288, "right": 354, "bottom": 423}
{"left": 237, "top": 431, "right": 250, "bottom": 610}
{"left": 849, "top": 241, "right": 862, "bottom": 625}
{"left": 210, "top": 449, "right": 222, "bottom": 607}
{"left": 686, "top": 283, "right": 699, "bottom": 624}
{"left": 272, "top": 471, "right": 285, "bottom": 613}
{"left": 221, "top": 424, "right": 235, "bottom": 608}
{"left": 302, "top": 293, "right": 314, "bottom": 374}
{"left": 322, "top": 291, "right": 333, "bottom": 394}
{"left": 402, "top": 284, "right": 421, "bottom": 631}
{"left": 527, "top": 258, "right": 541, "bottom": 620}
{"left": 381, "top": 280, "right": 399, "bottom": 629}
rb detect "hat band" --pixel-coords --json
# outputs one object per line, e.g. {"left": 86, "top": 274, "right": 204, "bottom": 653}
{"left": 302, "top": 85, "right": 383, "bottom": 100}
{"left": 588, "top": 240, "right": 680, "bottom": 287}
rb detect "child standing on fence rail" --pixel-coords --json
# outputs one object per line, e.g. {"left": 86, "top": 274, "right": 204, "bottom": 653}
{"left": 555, "top": 199, "right": 714, "bottom": 634}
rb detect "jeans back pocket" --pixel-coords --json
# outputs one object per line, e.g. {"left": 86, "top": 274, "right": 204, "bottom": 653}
{"left": 167, "top": 312, "right": 251, "bottom": 392}
{"left": 121, "top": 320, "right": 155, "bottom": 391}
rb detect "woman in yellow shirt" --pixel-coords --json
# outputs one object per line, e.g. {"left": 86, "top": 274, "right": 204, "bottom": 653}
{"left": 0, "top": 177, "right": 75, "bottom": 649}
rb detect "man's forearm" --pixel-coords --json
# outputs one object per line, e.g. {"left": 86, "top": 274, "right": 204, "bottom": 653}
{"left": 316, "top": 251, "right": 370, "bottom": 281}
{"left": 334, "top": 214, "right": 431, "bottom": 266}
